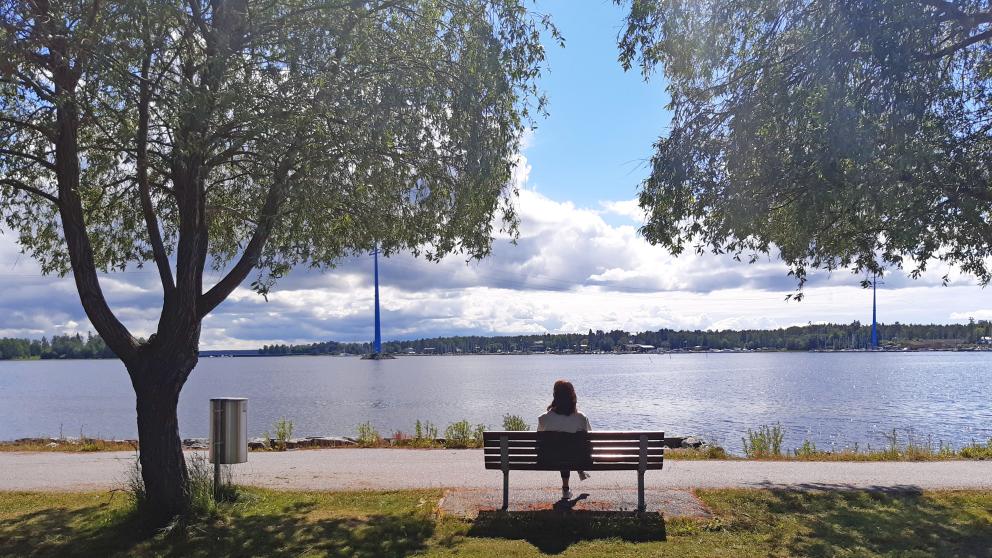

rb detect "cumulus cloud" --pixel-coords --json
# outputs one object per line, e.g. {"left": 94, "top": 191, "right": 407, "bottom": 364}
{"left": 0, "top": 164, "right": 988, "bottom": 349}
{"left": 950, "top": 309, "right": 992, "bottom": 321}
{"left": 599, "top": 198, "right": 646, "bottom": 223}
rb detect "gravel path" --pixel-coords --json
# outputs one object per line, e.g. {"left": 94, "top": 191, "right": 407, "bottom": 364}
{"left": 1, "top": 449, "right": 991, "bottom": 492}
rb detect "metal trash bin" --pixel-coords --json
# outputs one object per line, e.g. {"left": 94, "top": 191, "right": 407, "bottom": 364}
{"left": 209, "top": 397, "right": 247, "bottom": 500}
{"left": 209, "top": 397, "right": 248, "bottom": 464}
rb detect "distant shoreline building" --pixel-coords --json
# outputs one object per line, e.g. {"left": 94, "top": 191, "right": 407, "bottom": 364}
{"left": 620, "top": 343, "right": 656, "bottom": 353}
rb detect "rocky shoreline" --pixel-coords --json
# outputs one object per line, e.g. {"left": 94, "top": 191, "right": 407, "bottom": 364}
{"left": 3, "top": 434, "right": 702, "bottom": 452}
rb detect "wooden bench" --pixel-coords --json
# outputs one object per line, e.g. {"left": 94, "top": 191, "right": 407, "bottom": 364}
{"left": 483, "top": 430, "right": 665, "bottom": 512}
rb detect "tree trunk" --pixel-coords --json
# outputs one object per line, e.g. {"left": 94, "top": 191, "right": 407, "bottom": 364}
{"left": 130, "top": 351, "right": 197, "bottom": 525}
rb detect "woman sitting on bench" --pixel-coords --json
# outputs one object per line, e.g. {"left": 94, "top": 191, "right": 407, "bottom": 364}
{"left": 537, "top": 379, "right": 591, "bottom": 500}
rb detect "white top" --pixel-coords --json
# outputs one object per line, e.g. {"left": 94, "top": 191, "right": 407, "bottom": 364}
{"left": 537, "top": 410, "right": 591, "bottom": 433}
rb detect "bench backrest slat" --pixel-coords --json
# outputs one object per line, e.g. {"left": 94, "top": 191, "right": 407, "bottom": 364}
{"left": 482, "top": 430, "right": 665, "bottom": 471}
{"left": 484, "top": 430, "right": 665, "bottom": 441}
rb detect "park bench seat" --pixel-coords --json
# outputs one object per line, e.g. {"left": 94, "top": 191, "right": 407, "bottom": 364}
{"left": 483, "top": 430, "right": 665, "bottom": 512}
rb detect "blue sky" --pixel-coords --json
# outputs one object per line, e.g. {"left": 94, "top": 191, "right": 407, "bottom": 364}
{"left": 524, "top": 0, "right": 669, "bottom": 210}
{"left": 0, "top": 3, "right": 988, "bottom": 348}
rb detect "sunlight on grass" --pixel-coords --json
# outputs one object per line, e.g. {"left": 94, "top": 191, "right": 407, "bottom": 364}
{"left": 1, "top": 488, "right": 991, "bottom": 557}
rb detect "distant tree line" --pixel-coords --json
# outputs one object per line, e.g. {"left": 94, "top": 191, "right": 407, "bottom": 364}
{"left": 259, "top": 340, "right": 372, "bottom": 356}
{"left": 0, "top": 333, "right": 117, "bottom": 360}
{"left": 258, "top": 320, "right": 992, "bottom": 356}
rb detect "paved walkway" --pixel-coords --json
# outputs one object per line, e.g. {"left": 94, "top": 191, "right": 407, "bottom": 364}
{"left": 2, "top": 449, "right": 992, "bottom": 493}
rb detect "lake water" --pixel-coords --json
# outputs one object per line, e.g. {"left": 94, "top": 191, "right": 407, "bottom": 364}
{"left": 0, "top": 353, "right": 989, "bottom": 453}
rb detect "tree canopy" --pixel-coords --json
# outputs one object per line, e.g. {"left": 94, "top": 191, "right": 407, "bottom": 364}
{"left": 1, "top": 0, "right": 552, "bottom": 522}
{"left": 618, "top": 0, "right": 992, "bottom": 295}
{"left": 0, "top": 0, "right": 550, "bottom": 353}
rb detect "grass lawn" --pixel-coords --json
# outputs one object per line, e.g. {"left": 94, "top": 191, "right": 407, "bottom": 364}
{"left": 1, "top": 488, "right": 990, "bottom": 557}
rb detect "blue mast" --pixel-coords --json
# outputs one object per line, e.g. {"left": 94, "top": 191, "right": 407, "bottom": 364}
{"left": 373, "top": 247, "right": 382, "bottom": 355}
{"left": 870, "top": 273, "right": 879, "bottom": 350}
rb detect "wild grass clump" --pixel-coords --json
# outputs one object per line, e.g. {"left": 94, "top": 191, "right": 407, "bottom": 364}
{"left": 392, "top": 419, "right": 441, "bottom": 448}
{"left": 122, "top": 452, "right": 238, "bottom": 530}
{"left": 123, "top": 453, "right": 146, "bottom": 508}
{"left": 264, "top": 418, "right": 294, "bottom": 451}
{"left": 789, "top": 429, "right": 978, "bottom": 461}
{"left": 743, "top": 424, "right": 784, "bottom": 458}
{"left": 389, "top": 430, "right": 437, "bottom": 448}
{"left": 960, "top": 439, "right": 992, "bottom": 459}
{"left": 355, "top": 422, "right": 381, "bottom": 447}
{"left": 443, "top": 420, "right": 486, "bottom": 448}
{"left": 793, "top": 439, "right": 819, "bottom": 459}
{"left": 878, "top": 430, "right": 954, "bottom": 461}
{"left": 390, "top": 420, "right": 440, "bottom": 448}
{"left": 501, "top": 414, "right": 529, "bottom": 431}
{"left": 187, "top": 451, "right": 237, "bottom": 510}
{"left": 414, "top": 419, "right": 439, "bottom": 446}
{"left": 666, "top": 445, "right": 731, "bottom": 460}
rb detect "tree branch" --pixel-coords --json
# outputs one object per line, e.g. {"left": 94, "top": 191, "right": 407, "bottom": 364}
{"left": 920, "top": 0, "right": 992, "bottom": 26}
{"left": 0, "top": 148, "right": 56, "bottom": 170}
{"left": 136, "top": 48, "right": 176, "bottom": 293}
{"left": 0, "top": 178, "right": 59, "bottom": 204}
{"left": 0, "top": 115, "right": 56, "bottom": 141}
{"left": 924, "top": 28, "right": 992, "bottom": 59}
{"left": 47, "top": 42, "right": 139, "bottom": 361}
{"left": 56, "top": 138, "right": 139, "bottom": 362}
{"left": 198, "top": 144, "right": 299, "bottom": 318}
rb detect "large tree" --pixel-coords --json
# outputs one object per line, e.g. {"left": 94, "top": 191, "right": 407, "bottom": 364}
{"left": 618, "top": 0, "right": 992, "bottom": 294}
{"left": 0, "top": 0, "right": 550, "bottom": 522}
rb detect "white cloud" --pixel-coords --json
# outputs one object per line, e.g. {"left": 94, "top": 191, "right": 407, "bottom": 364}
{"left": 599, "top": 197, "right": 646, "bottom": 223}
{"left": 1, "top": 174, "right": 988, "bottom": 349}
{"left": 950, "top": 309, "right": 992, "bottom": 321}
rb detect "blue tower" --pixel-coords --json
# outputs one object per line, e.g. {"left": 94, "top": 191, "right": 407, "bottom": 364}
{"left": 870, "top": 273, "right": 879, "bottom": 350}
{"left": 373, "top": 247, "right": 382, "bottom": 355}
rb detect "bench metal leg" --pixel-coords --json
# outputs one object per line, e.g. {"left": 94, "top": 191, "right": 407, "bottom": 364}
{"left": 502, "top": 470, "right": 509, "bottom": 511}
{"left": 637, "top": 434, "right": 647, "bottom": 512}
{"left": 500, "top": 434, "right": 510, "bottom": 511}
{"left": 637, "top": 470, "right": 645, "bottom": 512}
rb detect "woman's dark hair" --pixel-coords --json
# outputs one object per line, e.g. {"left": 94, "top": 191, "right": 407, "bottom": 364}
{"left": 547, "top": 379, "right": 577, "bottom": 416}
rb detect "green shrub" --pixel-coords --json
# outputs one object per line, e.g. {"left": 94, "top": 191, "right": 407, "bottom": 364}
{"left": 356, "top": 422, "right": 381, "bottom": 447}
{"left": 502, "top": 414, "right": 529, "bottom": 431}
{"left": 264, "top": 418, "right": 294, "bottom": 451}
{"left": 743, "top": 424, "right": 784, "bottom": 458}
{"left": 444, "top": 420, "right": 486, "bottom": 448}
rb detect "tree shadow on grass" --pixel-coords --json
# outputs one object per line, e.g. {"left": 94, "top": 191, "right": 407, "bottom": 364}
{"left": 0, "top": 502, "right": 144, "bottom": 558}
{"left": 757, "top": 486, "right": 992, "bottom": 558}
{"left": 0, "top": 498, "right": 435, "bottom": 558}
{"left": 467, "top": 510, "right": 666, "bottom": 554}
